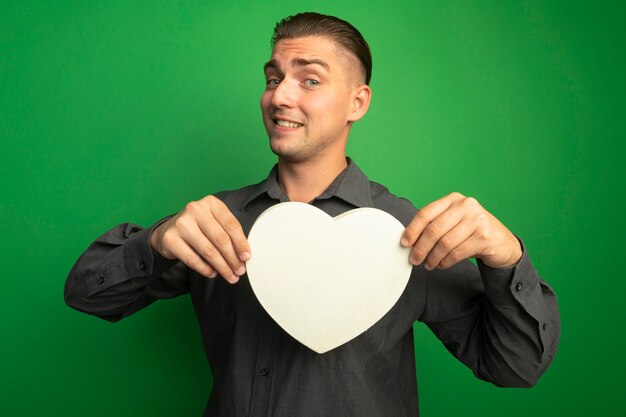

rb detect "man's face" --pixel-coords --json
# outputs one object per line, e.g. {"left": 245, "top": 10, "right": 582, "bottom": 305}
{"left": 260, "top": 35, "right": 362, "bottom": 163}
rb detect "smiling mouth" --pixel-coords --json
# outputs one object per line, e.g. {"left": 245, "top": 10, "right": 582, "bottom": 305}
{"left": 274, "top": 119, "right": 304, "bottom": 128}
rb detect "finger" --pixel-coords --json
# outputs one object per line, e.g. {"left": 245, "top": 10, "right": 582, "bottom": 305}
{"left": 180, "top": 222, "right": 240, "bottom": 283}
{"left": 402, "top": 192, "right": 464, "bottom": 247}
{"left": 167, "top": 238, "right": 218, "bottom": 279}
{"left": 423, "top": 219, "right": 476, "bottom": 270}
{"left": 409, "top": 205, "right": 466, "bottom": 266}
{"left": 211, "top": 199, "right": 251, "bottom": 261}
{"left": 436, "top": 236, "right": 479, "bottom": 270}
{"left": 200, "top": 212, "right": 247, "bottom": 278}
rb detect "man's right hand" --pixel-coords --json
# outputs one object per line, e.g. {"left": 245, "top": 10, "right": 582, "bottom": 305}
{"left": 149, "top": 195, "right": 250, "bottom": 284}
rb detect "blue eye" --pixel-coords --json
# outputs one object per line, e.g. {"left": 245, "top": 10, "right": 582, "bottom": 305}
{"left": 304, "top": 79, "right": 320, "bottom": 87}
{"left": 266, "top": 79, "right": 280, "bottom": 87}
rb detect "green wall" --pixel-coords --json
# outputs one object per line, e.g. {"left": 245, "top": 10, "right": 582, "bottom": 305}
{"left": 2, "top": 1, "right": 624, "bottom": 416}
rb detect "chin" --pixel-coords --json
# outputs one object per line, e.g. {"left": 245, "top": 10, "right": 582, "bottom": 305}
{"left": 269, "top": 141, "right": 307, "bottom": 162}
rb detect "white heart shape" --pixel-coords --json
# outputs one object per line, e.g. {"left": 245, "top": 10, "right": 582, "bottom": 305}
{"left": 246, "top": 202, "right": 412, "bottom": 354}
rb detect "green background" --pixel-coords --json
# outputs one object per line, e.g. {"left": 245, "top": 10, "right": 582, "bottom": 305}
{"left": 2, "top": 0, "right": 624, "bottom": 416}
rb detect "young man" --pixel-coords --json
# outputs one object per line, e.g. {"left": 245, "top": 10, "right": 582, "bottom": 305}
{"left": 65, "top": 12, "right": 560, "bottom": 417}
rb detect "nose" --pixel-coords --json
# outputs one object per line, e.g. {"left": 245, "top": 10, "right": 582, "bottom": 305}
{"left": 271, "top": 79, "right": 295, "bottom": 108}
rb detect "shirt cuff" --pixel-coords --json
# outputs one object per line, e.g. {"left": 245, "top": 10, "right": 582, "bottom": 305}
{"left": 121, "top": 214, "right": 179, "bottom": 279}
{"left": 476, "top": 235, "right": 538, "bottom": 308}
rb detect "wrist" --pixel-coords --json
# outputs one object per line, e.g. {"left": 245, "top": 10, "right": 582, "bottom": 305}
{"left": 481, "top": 236, "right": 523, "bottom": 269}
{"left": 149, "top": 224, "right": 171, "bottom": 259}
{"left": 148, "top": 228, "right": 160, "bottom": 256}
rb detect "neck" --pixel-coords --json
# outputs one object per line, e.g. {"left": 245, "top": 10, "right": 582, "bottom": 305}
{"left": 277, "top": 154, "right": 348, "bottom": 203}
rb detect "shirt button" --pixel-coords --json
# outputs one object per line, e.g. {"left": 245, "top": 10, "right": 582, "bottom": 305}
{"left": 260, "top": 368, "right": 270, "bottom": 377}
{"left": 515, "top": 282, "right": 523, "bottom": 292}
{"left": 98, "top": 276, "right": 105, "bottom": 285}
{"left": 139, "top": 261, "right": 146, "bottom": 271}
{"left": 542, "top": 323, "right": 547, "bottom": 331}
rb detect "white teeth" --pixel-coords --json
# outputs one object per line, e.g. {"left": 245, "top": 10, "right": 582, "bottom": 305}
{"left": 276, "top": 119, "right": 303, "bottom": 128}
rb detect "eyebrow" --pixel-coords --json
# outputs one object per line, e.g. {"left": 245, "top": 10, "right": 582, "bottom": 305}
{"left": 263, "top": 58, "right": 330, "bottom": 73}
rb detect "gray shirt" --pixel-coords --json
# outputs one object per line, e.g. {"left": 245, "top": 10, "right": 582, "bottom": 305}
{"left": 65, "top": 158, "right": 560, "bottom": 417}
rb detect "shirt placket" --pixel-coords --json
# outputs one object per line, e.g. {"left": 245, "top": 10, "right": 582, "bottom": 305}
{"left": 248, "top": 304, "right": 279, "bottom": 417}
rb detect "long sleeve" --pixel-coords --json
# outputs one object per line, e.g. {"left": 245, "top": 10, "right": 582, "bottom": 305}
{"left": 418, "top": 237, "right": 560, "bottom": 387}
{"left": 64, "top": 214, "right": 190, "bottom": 322}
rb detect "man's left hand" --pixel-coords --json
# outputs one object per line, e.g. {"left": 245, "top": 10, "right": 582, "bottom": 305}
{"left": 401, "top": 192, "right": 522, "bottom": 270}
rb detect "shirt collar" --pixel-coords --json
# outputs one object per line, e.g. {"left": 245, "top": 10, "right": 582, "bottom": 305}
{"left": 242, "top": 157, "right": 373, "bottom": 209}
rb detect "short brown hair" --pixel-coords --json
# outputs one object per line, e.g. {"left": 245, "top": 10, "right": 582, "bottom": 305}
{"left": 271, "top": 12, "right": 372, "bottom": 85}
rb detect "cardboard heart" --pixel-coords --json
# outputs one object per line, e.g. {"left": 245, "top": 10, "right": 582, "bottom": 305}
{"left": 246, "top": 202, "right": 412, "bottom": 354}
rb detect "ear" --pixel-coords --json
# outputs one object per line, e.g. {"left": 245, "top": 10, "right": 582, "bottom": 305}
{"left": 347, "top": 84, "right": 372, "bottom": 123}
